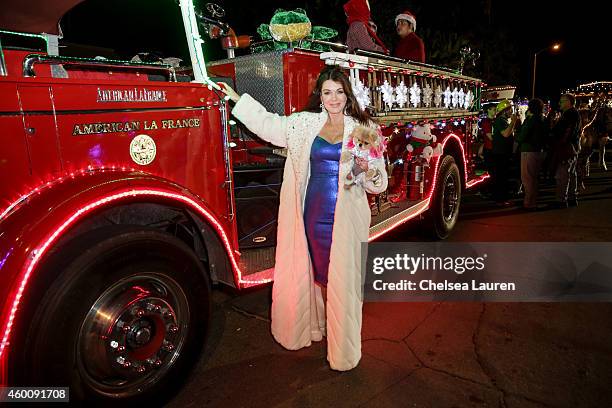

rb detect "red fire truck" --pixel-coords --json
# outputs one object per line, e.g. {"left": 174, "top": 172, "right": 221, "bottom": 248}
{"left": 0, "top": 0, "right": 488, "bottom": 402}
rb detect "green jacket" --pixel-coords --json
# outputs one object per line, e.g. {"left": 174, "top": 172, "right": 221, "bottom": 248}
{"left": 517, "top": 115, "right": 548, "bottom": 152}
{"left": 492, "top": 116, "right": 514, "bottom": 154}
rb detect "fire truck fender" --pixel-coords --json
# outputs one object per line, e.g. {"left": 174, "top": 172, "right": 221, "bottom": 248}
{"left": 420, "top": 134, "right": 465, "bottom": 239}
{"left": 0, "top": 170, "right": 237, "bottom": 287}
{"left": 0, "top": 170, "right": 238, "bottom": 380}
{"left": 439, "top": 133, "right": 467, "bottom": 189}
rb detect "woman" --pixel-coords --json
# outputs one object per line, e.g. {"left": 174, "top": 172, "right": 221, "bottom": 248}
{"left": 344, "top": 0, "right": 389, "bottom": 54}
{"left": 517, "top": 99, "right": 547, "bottom": 210}
{"left": 220, "top": 67, "right": 388, "bottom": 371}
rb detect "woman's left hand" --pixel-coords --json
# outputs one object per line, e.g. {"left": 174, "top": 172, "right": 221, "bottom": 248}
{"left": 355, "top": 156, "right": 369, "bottom": 171}
{"left": 217, "top": 82, "right": 241, "bottom": 103}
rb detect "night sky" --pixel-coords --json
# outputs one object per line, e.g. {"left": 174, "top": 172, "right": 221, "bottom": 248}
{"left": 61, "top": 0, "right": 608, "bottom": 103}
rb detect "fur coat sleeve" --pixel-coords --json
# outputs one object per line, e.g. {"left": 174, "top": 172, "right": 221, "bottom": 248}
{"left": 231, "top": 93, "right": 288, "bottom": 147}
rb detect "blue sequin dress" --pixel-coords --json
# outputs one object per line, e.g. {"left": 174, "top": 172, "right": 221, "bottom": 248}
{"left": 304, "top": 136, "right": 342, "bottom": 287}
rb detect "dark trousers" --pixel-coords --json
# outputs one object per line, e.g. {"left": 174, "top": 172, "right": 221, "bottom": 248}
{"left": 491, "top": 153, "right": 511, "bottom": 202}
{"left": 555, "top": 155, "right": 578, "bottom": 203}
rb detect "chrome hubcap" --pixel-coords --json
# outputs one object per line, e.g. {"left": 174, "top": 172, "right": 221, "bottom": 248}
{"left": 77, "top": 274, "right": 189, "bottom": 398}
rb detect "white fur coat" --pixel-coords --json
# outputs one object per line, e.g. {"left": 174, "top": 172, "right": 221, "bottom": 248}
{"left": 231, "top": 94, "right": 387, "bottom": 370}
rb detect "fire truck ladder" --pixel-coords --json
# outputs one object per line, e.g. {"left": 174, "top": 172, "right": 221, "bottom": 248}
{"left": 22, "top": 54, "right": 178, "bottom": 81}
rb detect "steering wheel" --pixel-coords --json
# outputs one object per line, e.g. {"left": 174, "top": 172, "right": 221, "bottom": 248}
{"left": 205, "top": 3, "right": 225, "bottom": 18}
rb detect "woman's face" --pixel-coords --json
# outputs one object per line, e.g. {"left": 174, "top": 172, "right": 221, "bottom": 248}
{"left": 320, "top": 80, "right": 347, "bottom": 115}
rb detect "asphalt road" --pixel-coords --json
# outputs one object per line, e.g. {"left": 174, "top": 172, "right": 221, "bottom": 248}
{"left": 169, "top": 161, "right": 612, "bottom": 408}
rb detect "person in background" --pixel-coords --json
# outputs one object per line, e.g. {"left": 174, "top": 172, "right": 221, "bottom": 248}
{"left": 393, "top": 9, "right": 425, "bottom": 63}
{"left": 517, "top": 99, "right": 548, "bottom": 210}
{"left": 550, "top": 93, "right": 581, "bottom": 208}
{"left": 481, "top": 104, "right": 496, "bottom": 170}
{"left": 344, "top": 0, "right": 389, "bottom": 54}
{"left": 491, "top": 99, "right": 520, "bottom": 206}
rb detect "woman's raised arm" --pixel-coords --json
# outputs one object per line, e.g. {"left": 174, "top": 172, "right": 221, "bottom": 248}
{"left": 220, "top": 83, "right": 289, "bottom": 148}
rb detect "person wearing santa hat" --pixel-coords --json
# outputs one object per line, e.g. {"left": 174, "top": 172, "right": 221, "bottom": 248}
{"left": 344, "top": 0, "right": 389, "bottom": 54}
{"left": 393, "top": 9, "right": 426, "bottom": 63}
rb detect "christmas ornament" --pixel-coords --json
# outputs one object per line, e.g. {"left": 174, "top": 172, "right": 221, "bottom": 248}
{"left": 379, "top": 80, "right": 395, "bottom": 109}
{"left": 434, "top": 85, "right": 443, "bottom": 108}
{"left": 422, "top": 83, "right": 433, "bottom": 107}
{"left": 395, "top": 80, "right": 408, "bottom": 108}
{"left": 409, "top": 82, "right": 421, "bottom": 108}
{"left": 464, "top": 90, "right": 474, "bottom": 110}
{"left": 451, "top": 87, "right": 459, "bottom": 108}
{"left": 443, "top": 86, "right": 452, "bottom": 109}
{"left": 458, "top": 88, "right": 465, "bottom": 109}
{"left": 351, "top": 77, "right": 371, "bottom": 111}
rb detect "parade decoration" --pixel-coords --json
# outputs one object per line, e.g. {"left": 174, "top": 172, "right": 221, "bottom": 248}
{"left": 464, "top": 90, "right": 474, "bottom": 109}
{"left": 481, "top": 85, "right": 516, "bottom": 102}
{"left": 443, "top": 86, "right": 452, "bottom": 109}
{"left": 395, "top": 80, "right": 409, "bottom": 108}
{"left": 379, "top": 80, "right": 395, "bottom": 109}
{"left": 409, "top": 82, "right": 421, "bottom": 108}
{"left": 458, "top": 88, "right": 465, "bottom": 109}
{"left": 351, "top": 77, "right": 371, "bottom": 111}
{"left": 255, "top": 9, "right": 338, "bottom": 52}
{"left": 565, "top": 81, "right": 612, "bottom": 109}
{"left": 451, "top": 87, "right": 459, "bottom": 108}
{"left": 268, "top": 9, "right": 311, "bottom": 42}
{"left": 406, "top": 123, "right": 443, "bottom": 163}
{"left": 434, "top": 85, "right": 443, "bottom": 108}
{"left": 458, "top": 46, "right": 480, "bottom": 74}
{"left": 423, "top": 83, "right": 433, "bottom": 107}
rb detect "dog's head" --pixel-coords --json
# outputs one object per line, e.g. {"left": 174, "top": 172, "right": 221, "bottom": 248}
{"left": 348, "top": 126, "right": 384, "bottom": 157}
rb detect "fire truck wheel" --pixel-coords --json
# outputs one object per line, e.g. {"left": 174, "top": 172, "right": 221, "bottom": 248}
{"left": 21, "top": 226, "right": 211, "bottom": 404}
{"left": 428, "top": 155, "right": 461, "bottom": 239}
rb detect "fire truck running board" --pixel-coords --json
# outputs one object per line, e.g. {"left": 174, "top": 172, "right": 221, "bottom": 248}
{"left": 239, "top": 246, "right": 276, "bottom": 277}
{"left": 369, "top": 198, "right": 429, "bottom": 239}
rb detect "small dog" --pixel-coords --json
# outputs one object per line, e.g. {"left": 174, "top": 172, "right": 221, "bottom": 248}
{"left": 341, "top": 126, "right": 385, "bottom": 188}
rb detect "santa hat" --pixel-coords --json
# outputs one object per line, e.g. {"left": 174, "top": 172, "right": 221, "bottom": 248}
{"left": 395, "top": 10, "right": 417, "bottom": 31}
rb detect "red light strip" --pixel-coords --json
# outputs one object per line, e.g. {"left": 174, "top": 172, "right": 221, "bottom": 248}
{"left": 0, "top": 166, "right": 137, "bottom": 222}
{"left": 466, "top": 173, "right": 490, "bottom": 188}
{"left": 368, "top": 199, "right": 430, "bottom": 241}
{"left": 0, "top": 188, "right": 271, "bottom": 362}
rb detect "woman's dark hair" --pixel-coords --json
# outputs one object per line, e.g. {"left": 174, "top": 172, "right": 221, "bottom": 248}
{"left": 528, "top": 98, "right": 544, "bottom": 117}
{"left": 304, "top": 66, "right": 371, "bottom": 125}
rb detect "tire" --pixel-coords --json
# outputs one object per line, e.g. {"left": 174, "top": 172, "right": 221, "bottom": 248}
{"left": 19, "top": 226, "right": 211, "bottom": 405}
{"left": 427, "top": 155, "right": 462, "bottom": 239}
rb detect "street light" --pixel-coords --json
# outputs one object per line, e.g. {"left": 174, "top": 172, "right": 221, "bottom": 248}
{"left": 532, "top": 43, "right": 561, "bottom": 99}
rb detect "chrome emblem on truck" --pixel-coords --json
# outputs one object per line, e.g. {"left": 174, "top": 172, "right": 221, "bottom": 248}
{"left": 130, "top": 135, "right": 157, "bottom": 165}
{"left": 97, "top": 87, "right": 167, "bottom": 103}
